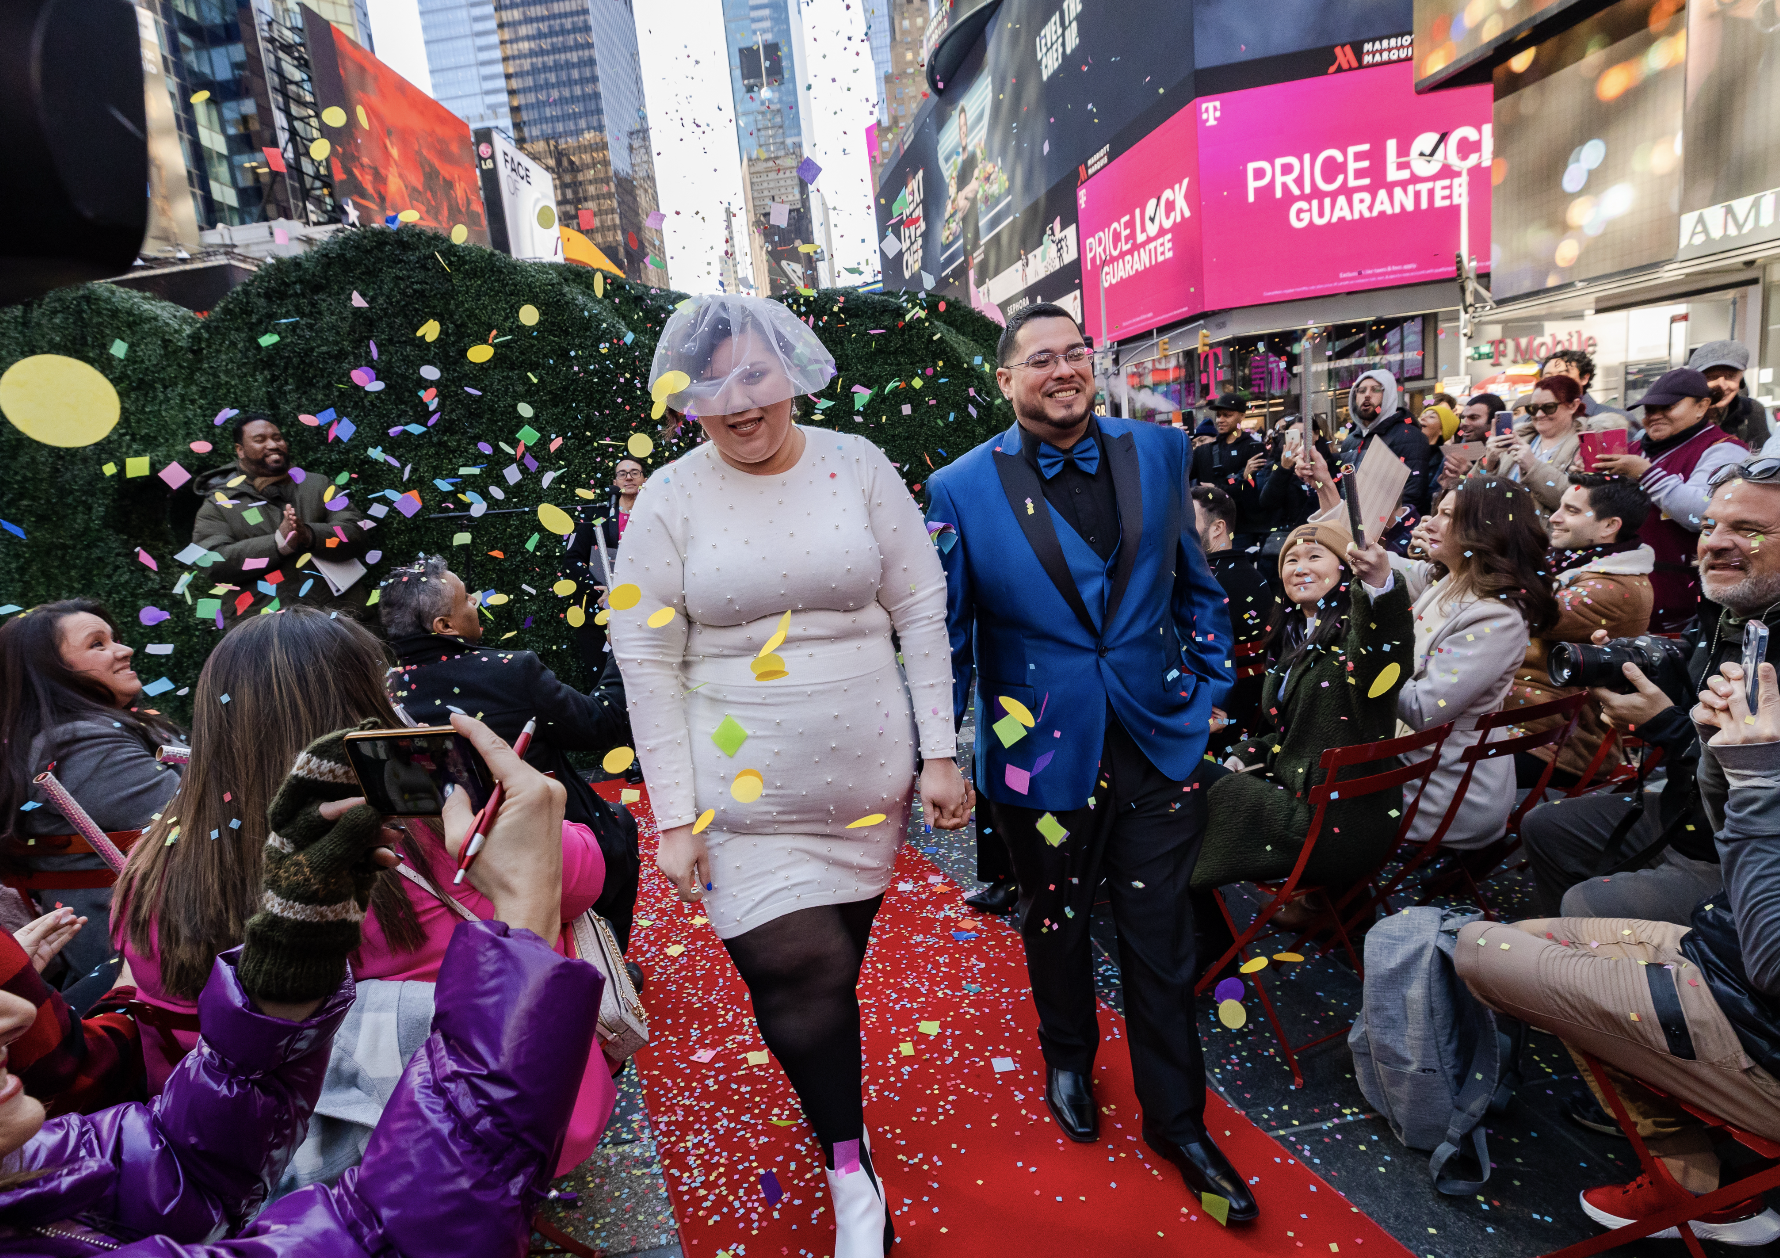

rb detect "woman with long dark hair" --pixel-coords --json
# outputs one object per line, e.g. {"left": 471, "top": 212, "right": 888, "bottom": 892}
{"left": 0, "top": 600, "right": 185, "bottom": 988}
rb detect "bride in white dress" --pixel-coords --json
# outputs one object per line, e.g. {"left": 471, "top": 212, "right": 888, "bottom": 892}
{"left": 609, "top": 294, "right": 972, "bottom": 1258}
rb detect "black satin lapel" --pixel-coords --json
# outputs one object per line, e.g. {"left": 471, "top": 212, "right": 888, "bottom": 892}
{"left": 993, "top": 448, "right": 1101, "bottom": 642}
{"left": 1103, "top": 431, "right": 1145, "bottom": 628}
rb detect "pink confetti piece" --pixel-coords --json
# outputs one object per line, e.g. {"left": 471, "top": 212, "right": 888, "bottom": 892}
{"left": 136, "top": 548, "right": 158, "bottom": 571}
{"left": 833, "top": 1138, "right": 861, "bottom": 1174}
{"left": 1004, "top": 764, "right": 1030, "bottom": 794}
{"left": 158, "top": 461, "right": 191, "bottom": 490}
{"left": 351, "top": 290, "right": 368, "bottom": 307}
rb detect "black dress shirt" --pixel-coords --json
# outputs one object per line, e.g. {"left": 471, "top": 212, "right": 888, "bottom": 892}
{"left": 1020, "top": 418, "right": 1120, "bottom": 562}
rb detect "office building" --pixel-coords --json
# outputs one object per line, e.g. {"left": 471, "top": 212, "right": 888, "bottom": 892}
{"left": 871, "top": 0, "right": 929, "bottom": 182}
{"left": 417, "top": 0, "right": 511, "bottom": 133}
{"left": 491, "top": 0, "right": 667, "bottom": 284}
{"left": 863, "top": 0, "right": 892, "bottom": 122}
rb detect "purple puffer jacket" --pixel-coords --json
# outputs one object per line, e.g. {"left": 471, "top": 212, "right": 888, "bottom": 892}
{"left": 0, "top": 921, "right": 602, "bottom": 1256}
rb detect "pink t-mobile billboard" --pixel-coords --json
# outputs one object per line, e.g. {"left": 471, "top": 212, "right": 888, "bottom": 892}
{"left": 1077, "top": 62, "right": 1493, "bottom": 339}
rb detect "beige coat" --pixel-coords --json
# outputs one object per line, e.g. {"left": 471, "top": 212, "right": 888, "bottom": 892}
{"left": 1470, "top": 423, "right": 1582, "bottom": 512}
{"left": 1389, "top": 554, "right": 1532, "bottom": 850}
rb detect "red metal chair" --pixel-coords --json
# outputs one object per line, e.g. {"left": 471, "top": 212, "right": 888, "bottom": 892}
{"left": 1540, "top": 1054, "right": 1780, "bottom": 1258}
{"left": 1340, "top": 692, "right": 1587, "bottom": 929}
{"left": 1194, "top": 720, "right": 1453, "bottom": 1088}
{"left": 1567, "top": 728, "right": 1663, "bottom": 798}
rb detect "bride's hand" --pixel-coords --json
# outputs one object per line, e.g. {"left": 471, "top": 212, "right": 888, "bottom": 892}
{"left": 656, "top": 823, "right": 710, "bottom": 902}
{"left": 919, "top": 758, "right": 972, "bottom": 831}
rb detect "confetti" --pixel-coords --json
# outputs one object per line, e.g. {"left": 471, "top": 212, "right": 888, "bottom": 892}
{"left": 601, "top": 746, "right": 635, "bottom": 774}
{"left": 608, "top": 583, "right": 641, "bottom": 610}
{"left": 730, "top": 769, "right": 764, "bottom": 803}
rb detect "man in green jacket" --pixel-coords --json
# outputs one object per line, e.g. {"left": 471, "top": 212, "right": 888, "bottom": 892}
{"left": 191, "top": 413, "right": 372, "bottom": 614}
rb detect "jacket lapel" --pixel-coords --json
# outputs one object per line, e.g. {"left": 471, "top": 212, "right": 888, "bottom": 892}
{"left": 1102, "top": 429, "right": 1144, "bottom": 628}
{"left": 992, "top": 443, "right": 1101, "bottom": 642}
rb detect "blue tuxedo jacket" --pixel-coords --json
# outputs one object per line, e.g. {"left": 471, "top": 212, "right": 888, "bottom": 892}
{"left": 924, "top": 417, "right": 1234, "bottom": 811}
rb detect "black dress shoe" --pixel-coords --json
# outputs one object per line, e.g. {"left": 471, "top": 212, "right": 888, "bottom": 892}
{"left": 625, "top": 960, "right": 647, "bottom": 993}
{"left": 1045, "top": 1067, "right": 1098, "bottom": 1142}
{"left": 1144, "top": 1121, "right": 1258, "bottom": 1221}
{"left": 964, "top": 880, "right": 1018, "bottom": 915}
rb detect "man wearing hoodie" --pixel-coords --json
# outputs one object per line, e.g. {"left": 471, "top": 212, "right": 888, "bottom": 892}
{"left": 1337, "top": 369, "right": 1427, "bottom": 507}
{"left": 191, "top": 413, "right": 372, "bottom": 611}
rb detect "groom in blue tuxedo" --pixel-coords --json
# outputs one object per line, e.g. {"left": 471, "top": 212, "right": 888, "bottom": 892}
{"left": 925, "top": 303, "right": 1255, "bottom": 1220}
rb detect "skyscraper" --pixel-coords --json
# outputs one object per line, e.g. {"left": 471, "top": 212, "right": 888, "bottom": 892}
{"left": 863, "top": 0, "right": 892, "bottom": 123}
{"left": 722, "top": 0, "right": 819, "bottom": 296}
{"left": 490, "top": 0, "right": 667, "bottom": 285}
{"left": 416, "top": 0, "right": 511, "bottom": 133}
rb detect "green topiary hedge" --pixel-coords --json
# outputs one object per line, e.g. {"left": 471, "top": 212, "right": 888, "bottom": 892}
{"left": 0, "top": 226, "right": 1010, "bottom": 725}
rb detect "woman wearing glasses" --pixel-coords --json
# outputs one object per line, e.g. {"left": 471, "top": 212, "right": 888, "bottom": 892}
{"left": 1475, "top": 373, "right": 1587, "bottom": 512}
{"left": 566, "top": 456, "right": 649, "bottom": 681}
{"left": 609, "top": 294, "right": 972, "bottom": 1258}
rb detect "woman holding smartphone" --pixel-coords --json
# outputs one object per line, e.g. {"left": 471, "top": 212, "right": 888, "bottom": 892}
{"left": 611, "top": 295, "right": 970, "bottom": 1258}
{"left": 1475, "top": 374, "right": 1587, "bottom": 512}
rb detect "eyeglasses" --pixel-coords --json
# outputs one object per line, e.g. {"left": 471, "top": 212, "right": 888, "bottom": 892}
{"left": 1525, "top": 401, "right": 1569, "bottom": 417}
{"left": 1007, "top": 345, "right": 1091, "bottom": 372}
{"left": 1708, "top": 458, "right": 1780, "bottom": 489}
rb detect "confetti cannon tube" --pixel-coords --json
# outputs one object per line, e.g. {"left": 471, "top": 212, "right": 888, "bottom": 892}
{"left": 32, "top": 770, "right": 130, "bottom": 873}
{"left": 156, "top": 743, "right": 190, "bottom": 766}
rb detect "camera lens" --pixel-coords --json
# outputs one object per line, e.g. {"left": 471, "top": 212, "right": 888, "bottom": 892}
{"left": 1548, "top": 641, "right": 1584, "bottom": 688}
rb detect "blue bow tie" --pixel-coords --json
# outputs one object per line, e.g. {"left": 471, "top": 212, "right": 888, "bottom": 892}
{"left": 1037, "top": 436, "right": 1100, "bottom": 479}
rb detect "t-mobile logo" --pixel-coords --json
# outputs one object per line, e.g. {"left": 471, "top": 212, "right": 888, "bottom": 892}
{"left": 1200, "top": 100, "right": 1221, "bottom": 126}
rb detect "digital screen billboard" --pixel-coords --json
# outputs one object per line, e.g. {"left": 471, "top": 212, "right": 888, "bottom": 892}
{"left": 303, "top": 6, "right": 489, "bottom": 243}
{"left": 1489, "top": 0, "right": 1683, "bottom": 300}
{"left": 1677, "top": 0, "right": 1780, "bottom": 261}
{"left": 1412, "top": 0, "right": 1600, "bottom": 90}
{"left": 474, "top": 128, "right": 559, "bottom": 262}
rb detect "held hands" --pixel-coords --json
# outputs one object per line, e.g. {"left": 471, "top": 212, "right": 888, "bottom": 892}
{"left": 1585, "top": 629, "right": 1675, "bottom": 728}
{"left": 920, "top": 757, "right": 974, "bottom": 831}
{"left": 1694, "top": 661, "right": 1780, "bottom": 746}
{"left": 1345, "top": 541, "right": 1392, "bottom": 589}
{"left": 13, "top": 907, "right": 85, "bottom": 973}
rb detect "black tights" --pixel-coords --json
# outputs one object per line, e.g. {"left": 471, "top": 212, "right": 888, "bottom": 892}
{"left": 723, "top": 895, "right": 883, "bottom": 1153}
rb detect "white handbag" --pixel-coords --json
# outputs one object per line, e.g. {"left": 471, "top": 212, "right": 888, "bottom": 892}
{"left": 394, "top": 863, "right": 648, "bottom": 1060}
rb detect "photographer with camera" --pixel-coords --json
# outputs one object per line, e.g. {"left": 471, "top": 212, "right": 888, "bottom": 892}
{"left": 1508, "top": 475, "right": 1655, "bottom": 790}
{"left": 1521, "top": 465, "right": 1780, "bottom": 925}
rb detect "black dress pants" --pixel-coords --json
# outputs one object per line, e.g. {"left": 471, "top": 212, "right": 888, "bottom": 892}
{"left": 989, "top": 712, "right": 1210, "bottom": 1139}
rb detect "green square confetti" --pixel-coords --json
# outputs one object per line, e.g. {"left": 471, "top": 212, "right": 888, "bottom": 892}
{"left": 711, "top": 714, "right": 750, "bottom": 757}
{"left": 194, "top": 598, "right": 221, "bottom": 619}
{"left": 109, "top": 339, "right": 128, "bottom": 359}
{"left": 1036, "top": 812, "right": 1069, "bottom": 847}
{"left": 258, "top": 332, "right": 280, "bottom": 347}
{"left": 125, "top": 456, "right": 150, "bottom": 478}
{"left": 516, "top": 424, "right": 542, "bottom": 446}
{"left": 452, "top": 532, "right": 471, "bottom": 545}
{"left": 241, "top": 505, "right": 263, "bottom": 525}
{"left": 991, "top": 712, "right": 1027, "bottom": 748}
{"left": 524, "top": 532, "right": 540, "bottom": 552}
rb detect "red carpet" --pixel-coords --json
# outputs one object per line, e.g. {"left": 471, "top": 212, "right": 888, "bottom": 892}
{"left": 601, "top": 783, "right": 1412, "bottom": 1258}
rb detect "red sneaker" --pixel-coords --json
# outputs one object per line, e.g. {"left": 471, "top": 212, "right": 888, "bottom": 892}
{"left": 1580, "top": 1173, "right": 1780, "bottom": 1246}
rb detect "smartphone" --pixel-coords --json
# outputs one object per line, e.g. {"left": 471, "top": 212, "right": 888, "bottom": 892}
{"left": 1493, "top": 410, "right": 1516, "bottom": 437}
{"left": 342, "top": 726, "right": 496, "bottom": 818}
{"left": 1743, "top": 621, "right": 1770, "bottom": 714}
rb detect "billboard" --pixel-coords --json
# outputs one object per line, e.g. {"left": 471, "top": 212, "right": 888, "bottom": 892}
{"left": 303, "top": 6, "right": 488, "bottom": 243}
{"left": 1195, "top": 63, "right": 1492, "bottom": 308}
{"left": 1412, "top": 0, "right": 1605, "bottom": 90}
{"left": 1676, "top": 0, "right": 1780, "bottom": 262}
{"left": 474, "top": 128, "right": 560, "bottom": 262}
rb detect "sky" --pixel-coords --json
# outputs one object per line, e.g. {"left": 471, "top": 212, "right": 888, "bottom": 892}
{"left": 364, "top": 0, "right": 888, "bottom": 293}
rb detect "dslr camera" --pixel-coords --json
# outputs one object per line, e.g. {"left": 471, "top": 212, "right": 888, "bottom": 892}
{"left": 1548, "top": 635, "right": 1694, "bottom": 707}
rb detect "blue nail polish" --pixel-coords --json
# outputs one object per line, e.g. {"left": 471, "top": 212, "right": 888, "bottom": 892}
{"left": 705, "top": 882, "right": 713, "bottom": 891}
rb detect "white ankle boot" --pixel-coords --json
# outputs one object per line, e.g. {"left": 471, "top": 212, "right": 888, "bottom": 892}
{"left": 825, "top": 1128, "right": 892, "bottom": 1258}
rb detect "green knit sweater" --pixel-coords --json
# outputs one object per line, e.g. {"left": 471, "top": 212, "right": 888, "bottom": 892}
{"left": 1193, "top": 575, "right": 1414, "bottom": 892}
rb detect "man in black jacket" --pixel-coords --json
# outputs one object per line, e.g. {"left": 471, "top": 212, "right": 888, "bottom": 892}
{"left": 1689, "top": 340, "right": 1771, "bottom": 449}
{"left": 1337, "top": 369, "right": 1427, "bottom": 508}
{"left": 1191, "top": 394, "right": 1264, "bottom": 548}
{"left": 377, "top": 555, "right": 642, "bottom": 950}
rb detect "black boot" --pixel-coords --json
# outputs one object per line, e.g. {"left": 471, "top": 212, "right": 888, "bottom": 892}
{"left": 1045, "top": 1067, "right": 1099, "bottom": 1142}
{"left": 964, "top": 880, "right": 1018, "bottom": 915}
{"left": 1144, "top": 1120, "right": 1258, "bottom": 1221}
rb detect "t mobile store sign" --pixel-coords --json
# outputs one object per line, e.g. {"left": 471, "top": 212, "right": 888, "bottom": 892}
{"left": 1077, "top": 62, "right": 1492, "bottom": 338}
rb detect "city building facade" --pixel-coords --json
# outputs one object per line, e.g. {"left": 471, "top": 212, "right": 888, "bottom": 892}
{"left": 417, "top": 0, "right": 512, "bottom": 133}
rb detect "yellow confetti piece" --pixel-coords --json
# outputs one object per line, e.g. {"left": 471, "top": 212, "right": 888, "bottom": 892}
{"left": 593, "top": 609, "right": 612, "bottom": 625}
{"left": 575, "top": 487, "right": 597, "bottom": 499}
{"left": 516, "top": 303, "right": 540, "bottom": 327}
{"left": 537, "top": 502, "right": 575, "bottom": 535}
{"left": 1201, "top": 1192, "right": 1231, "bottom": 1227}
{"left": 1239, "top": 957, "right": 1268, "bottom": 974}
{"left": 899, "top": 1042, "right": 915, "bottom": 1056}
{"left": 620, "top": 788, "right": 640, "bottom": 803}
{"left": 356, "top": 104, "right": 369, "bottom": 128}
{"left": 751, "top": 652, "right": 788, "bottom": 681}
{"left": 730, "top": 769, "right": 765, "bottom": 803}
{"left": 917, "top": 1020, "right": 941, "bottom": 1035}
{"left": 483, "top": 592, "right": 509, "bottom": 606}
{"left": 647, "top": 606, "right": 677, "bottom": 628}
{"left": 608, "top": 583, "right": 641, "bottom": 610}
{"left": 397, "top": 209, "right": 421, "bottom": 223}
{"left": 320, "top": 105, "right": 346, "bottom": 127}
{"left": 1368, "top": 661, "right": 1401, "bottom": 699}
{"left": 759, "top": 610, "right": 792, "bottom": 658}
{"left": 1272, "top": 952, "right": 1305, "bottom": 963}
{"left": 847, "top": 813, "right": 887, "bottom": 828}
{"left": 566, "top": 605, "right": 586, "bottom": 627}
{"left": 651, "top": 369, "right": 690, "bottom": 401}
{"left": 415, "top": 319, "right": 441, "bottom": 342}
{"left": 692, "top": 808, "right": 715, "bottom": 834}
{"left": 466, "top": 343, "right": 494, "bottom": 363}
{"left": 1, "top": 355, "right": 120, "bottom": 447}
{"left": 1000, "top": 696, "right": 1035, "bottom": 727}
{"left": 628, "top": 432, "right": 655, "bottom": 458}
{"left": 309, "top": 137, "right": 331, "bottom": 160}
{"left": 594, "top": 272, "right": 605, "bottom": 297}
{"left": 664, "top": 944, "right": 685, "bottom": 956}
{"left": 552, "top": 579, "right": 577, "bottom": 595}
{"left": 746, "top": 1050, "right": 769, "bottom": 1065}
{"left": 449, "top": 223, "right": 468, "bottom": 244}
{"left": 602, "top": 746, "right": 635, "bottom": 774}
{"left": 190, "top": 89, "right": 211, "bottom": 103}
{"left": 1217, "top": 999, "right": 1247, "bottom": 1029}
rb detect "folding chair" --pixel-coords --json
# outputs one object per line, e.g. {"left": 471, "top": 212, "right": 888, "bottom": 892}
{"left": 1342, "top": 693, "right": 1587, "bottom": 930}
{"left": 531, "top": 1215, "right": 603, "bottom": 1257}
{"left": 1539, "top": 1054, "right": 1780, "bottom": 1258}
{"left": 1567, "top": 728, "right": 1663, "bottom": 798}
{"left": 1194, "top": 721, "right": 1452, "bottom": 1088}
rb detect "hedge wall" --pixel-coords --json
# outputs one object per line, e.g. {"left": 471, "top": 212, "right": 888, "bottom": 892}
{"left": 0, "top": 226, "right": 1010, "bottom": 723}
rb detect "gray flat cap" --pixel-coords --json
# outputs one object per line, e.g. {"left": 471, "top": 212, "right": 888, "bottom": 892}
{"left": 1687, "top": 340, "right": 1751, "bottom": 373}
